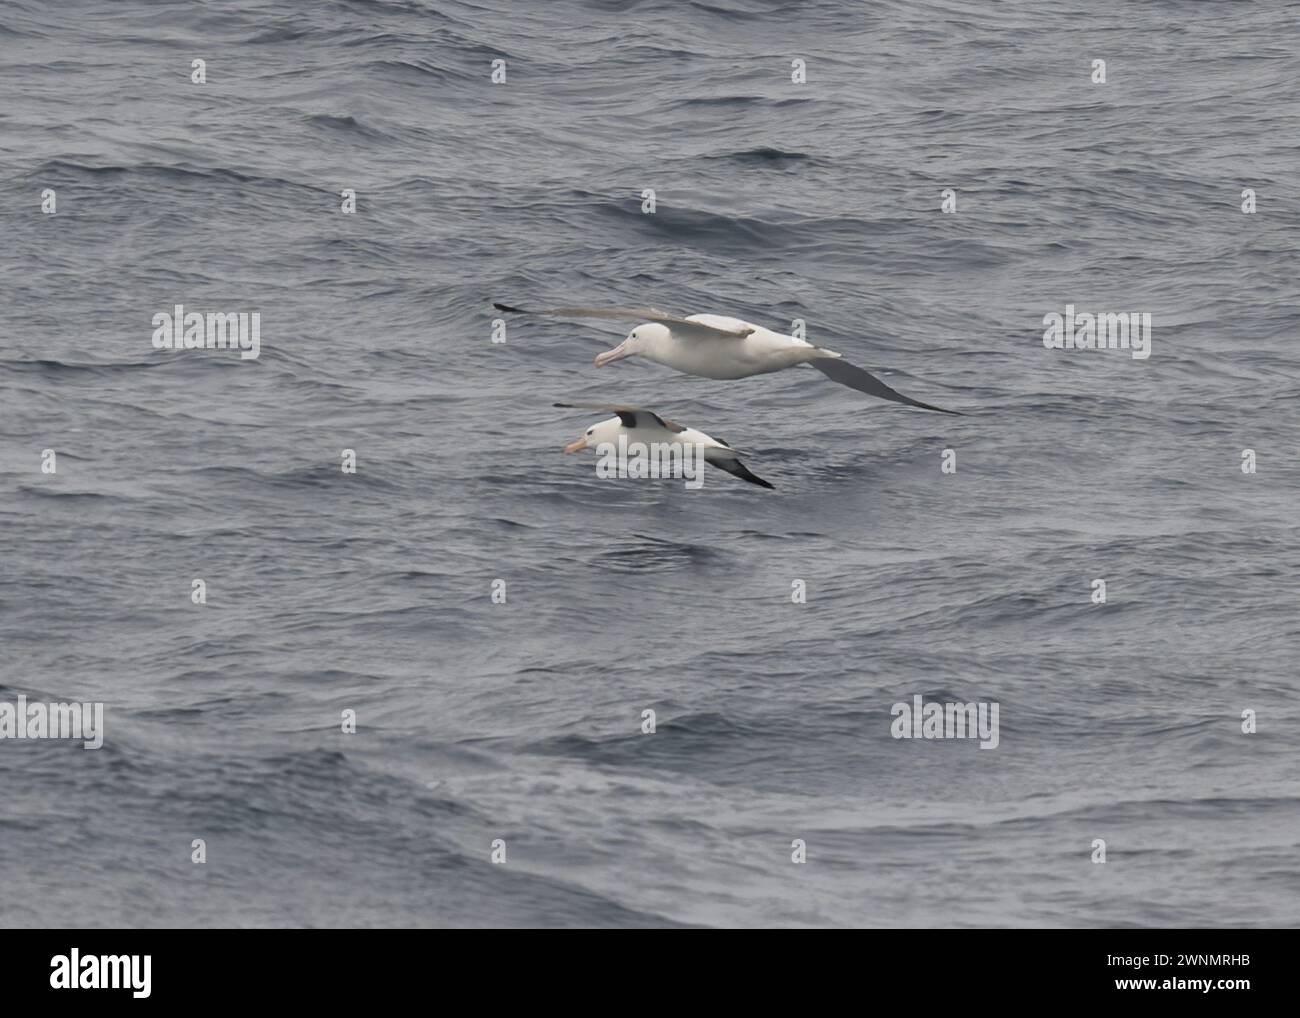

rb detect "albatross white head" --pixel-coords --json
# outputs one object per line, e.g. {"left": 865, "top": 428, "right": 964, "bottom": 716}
{"left": 594, "top": 323, "right": 669, "bottom": 368}
{"left": 563, "top": 416, "right": 622, "bottom": 454}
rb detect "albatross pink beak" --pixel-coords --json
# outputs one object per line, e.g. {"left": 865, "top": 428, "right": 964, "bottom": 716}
{"left": 564, "top": 437, "right": 588, "bottom": 454}
{"left": 594, "top": 341, "right": 631, "bottom": 368}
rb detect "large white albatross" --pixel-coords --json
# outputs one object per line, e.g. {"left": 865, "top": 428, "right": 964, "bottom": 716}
{"left": 495, "top": 303, "right": 962, "bottom": 414}
{"left": 556, "top": 402, "right": 774, "bottom": 489}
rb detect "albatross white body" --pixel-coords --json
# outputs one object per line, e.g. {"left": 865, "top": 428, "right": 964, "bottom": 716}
{"left": 605, "top": 315, "right": 823, "bottom": 379}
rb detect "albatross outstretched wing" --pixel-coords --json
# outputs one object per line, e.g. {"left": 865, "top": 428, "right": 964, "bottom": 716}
{"left": 553, "top": 402, "right": 686, "bottom": 432}
{"left": 495, "top": 303, "right": 753, "bottom": 340}
{"left": 810, "top": 356, "right": 962, "bottom": 415}
{"left": 704, "top": 451, "right": 775, "bottom": 489}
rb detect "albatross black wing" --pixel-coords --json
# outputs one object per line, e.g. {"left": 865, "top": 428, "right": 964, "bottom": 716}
{"left": 810, "top": 357, "right": 962, "bottom": 415}
{"left": 553, "top": 402, "right": 680, "bottom": 431}
{"left": 706, "top": 454, "right": 774, "bottom": 490}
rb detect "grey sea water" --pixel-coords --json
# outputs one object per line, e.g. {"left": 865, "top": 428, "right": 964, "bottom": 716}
{"left": 1, "top": 0, "right": 1298, "bottom": 928}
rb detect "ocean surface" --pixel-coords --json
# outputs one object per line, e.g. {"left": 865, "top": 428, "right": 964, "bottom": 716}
{"left": 2, "top": 0, "right": 1298, "bottom": 928}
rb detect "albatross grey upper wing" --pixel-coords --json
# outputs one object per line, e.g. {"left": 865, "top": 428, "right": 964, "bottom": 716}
{"left": 553, "top": 402, "right": 676, "bottom": 431}
{"left": 810, "top": 357, "right": 963, "bottom": 415}
{"left": 495, "top": 303, "right": 753, "bottom": 340}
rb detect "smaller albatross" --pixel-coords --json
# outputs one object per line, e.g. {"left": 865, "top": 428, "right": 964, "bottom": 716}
{"left": 497, "top": 303, "right": 961, "bottom": 414}
{"left": 556, "top": 402, "right": 774, "bottom": 489}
